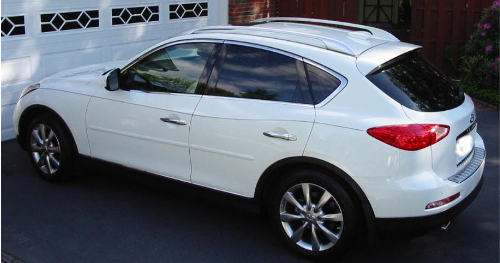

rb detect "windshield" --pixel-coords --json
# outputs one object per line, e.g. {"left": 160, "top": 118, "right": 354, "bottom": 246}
{"left": 367, "top": 50, "right": 465, "bottom": 112}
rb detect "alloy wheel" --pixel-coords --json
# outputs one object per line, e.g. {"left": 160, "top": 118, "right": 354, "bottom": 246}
{"left": 30, "top": 123, "right": 62, "bottom": 174}
{"left": 279, "top": 183, "right": 344, "bottom": 252}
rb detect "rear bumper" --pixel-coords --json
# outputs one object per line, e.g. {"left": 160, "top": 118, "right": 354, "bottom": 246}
{"left": 376, "top": 174, "right": 483, "bottom": 237}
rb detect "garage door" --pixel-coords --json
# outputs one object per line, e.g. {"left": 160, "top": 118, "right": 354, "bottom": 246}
{"left": 1, "top": 0, "right": 228, "bottom": 140}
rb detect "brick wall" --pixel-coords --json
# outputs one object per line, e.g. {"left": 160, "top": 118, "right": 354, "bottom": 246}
{"left": 228, "top": 0, "right": 278, "bottom": 25}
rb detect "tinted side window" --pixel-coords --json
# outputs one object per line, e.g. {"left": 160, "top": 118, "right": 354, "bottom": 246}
{"left": 213, "top": 45, "right": 312, "bottom": 104}
{"left": 122, "top": 43, "right": 216, "bottom": 94}
{"left": 306, "top": 63, "right": 341, "bottom": 104}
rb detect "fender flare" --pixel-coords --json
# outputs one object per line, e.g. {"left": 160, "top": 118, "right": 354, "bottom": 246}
{"left": 17, "top": 104, "right": 78, "bottom": 152}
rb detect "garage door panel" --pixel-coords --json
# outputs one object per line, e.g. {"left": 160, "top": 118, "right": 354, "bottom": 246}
{"left": 111, "top": 39, "right": 161, "bottom": 61}
{"left": 41, "top": 47, "right": 103, "bottom": 76}
{"left": 1, "top": 57, "right": 32, "bottom": 85}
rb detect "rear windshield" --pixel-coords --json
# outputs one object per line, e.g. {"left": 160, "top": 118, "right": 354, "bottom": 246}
{"left": 366, "top": 50, "right": 464, "bottom": 112}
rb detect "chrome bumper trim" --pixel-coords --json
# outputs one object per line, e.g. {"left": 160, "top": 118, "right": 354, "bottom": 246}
{"left": 448, "top": 147, "right": 486, "bottom": 184}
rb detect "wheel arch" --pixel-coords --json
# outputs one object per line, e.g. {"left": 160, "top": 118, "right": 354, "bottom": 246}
{"left": 17, "top": 104, "right": 78, "bottom": 153}
{"left": 255, "top": 156, "right": 379, "bottom": 241}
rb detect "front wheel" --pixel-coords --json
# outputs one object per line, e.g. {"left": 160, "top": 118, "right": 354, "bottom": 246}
{"left": 27, "top": 114, "right": 78, "bottom": 182}
{"left": 270, "top": 170, "right": 357, "bottom": 259}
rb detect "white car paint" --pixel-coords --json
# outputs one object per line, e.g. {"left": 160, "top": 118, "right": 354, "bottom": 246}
{"left": 190, "top": 96, "right": 315, "bottom": 196}
{"left": 13, "top": 21, "right": 486, "bottom": 223}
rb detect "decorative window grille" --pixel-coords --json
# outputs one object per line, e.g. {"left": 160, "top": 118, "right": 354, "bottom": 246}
{"left": 169, "top": 2, "right": 208, "bottom": 20}
{"left": 1, "top": 16, "right": 26, "bottom": 37}
{"left": 41, "top": 10, "right": 99, "bottom": 33}
{"left": 112, "top": 6, "right": 160, "bottom": 25}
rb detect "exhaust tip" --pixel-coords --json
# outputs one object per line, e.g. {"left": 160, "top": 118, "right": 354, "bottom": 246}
{"left": 440, "top": 221, "right": 451, "bottom": 230}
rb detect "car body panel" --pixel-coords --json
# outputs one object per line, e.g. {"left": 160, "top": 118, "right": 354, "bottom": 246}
{"left": 86, "top": 88, "right": 201, "bottom": 182}
{"left": 40, "top": 61, "right": 124, "bottom": 96}
{"left": 357, "top": 134, "right": 485, "bottom": 218}
{"left": 190, "top": 96, "right": 315, "bottom": 197}
{"left": 13, "top": 88, "right": 93, "bottom": 155}
{"left": 402, "top": 95, "right": 478, "bottom": 179}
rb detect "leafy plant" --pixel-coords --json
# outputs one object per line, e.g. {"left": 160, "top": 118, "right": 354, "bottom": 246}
{"left": 459, "top": 0, "right": 499, "bottom": 108}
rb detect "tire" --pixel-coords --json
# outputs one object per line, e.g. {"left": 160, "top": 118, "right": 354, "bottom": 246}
{"left": 26, "top": 113, "right": 78, "bottom": 182}
{"left": 269, "top": 170, "right": 357, "bottom": 259}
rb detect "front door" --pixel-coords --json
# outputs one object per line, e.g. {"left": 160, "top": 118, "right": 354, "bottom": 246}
{"left": 86, "top": 41, "right": 220, "bottom": 181}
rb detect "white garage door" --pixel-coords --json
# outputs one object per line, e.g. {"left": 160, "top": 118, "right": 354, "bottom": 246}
{"left": 1, "top": 0, "right": 228, "bottom": 141}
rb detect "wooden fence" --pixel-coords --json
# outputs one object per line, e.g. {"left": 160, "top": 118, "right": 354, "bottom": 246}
{"left": 410, "top": 0, "right": 493, "bottom": 75}
{"left": 277, "top": 0, "right": 359, "bottom": 22}
{"left": 277, "top": 0, "right": 492, "bottom": 75}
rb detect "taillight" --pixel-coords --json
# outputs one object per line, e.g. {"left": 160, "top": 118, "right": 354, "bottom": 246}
{"left": 367, "top": 124, "right": 450, "bottom": 151}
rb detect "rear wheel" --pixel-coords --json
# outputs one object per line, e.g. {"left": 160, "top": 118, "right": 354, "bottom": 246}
{"left": 26, "top": 114, "right": 78, "bottom": 182}
{"left": 270, "top": 170, "right": 357, "bottom": 259}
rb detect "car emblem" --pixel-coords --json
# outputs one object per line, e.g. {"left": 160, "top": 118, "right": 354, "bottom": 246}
{"left": 470, "top": 114, "right": 475, "bottom": 123}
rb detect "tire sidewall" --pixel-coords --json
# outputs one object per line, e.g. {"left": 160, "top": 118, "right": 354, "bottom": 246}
{"left": 269, "top": 169, "right": 357, "bottom": 259}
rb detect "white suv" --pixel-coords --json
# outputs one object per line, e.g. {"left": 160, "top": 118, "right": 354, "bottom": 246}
{"left": 13, "top": 18, "right": 486, "bottom": 258}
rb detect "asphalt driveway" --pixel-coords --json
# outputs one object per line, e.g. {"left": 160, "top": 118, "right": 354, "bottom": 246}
{"left": 2, "top": 110, "right": 498, "bottom": 263}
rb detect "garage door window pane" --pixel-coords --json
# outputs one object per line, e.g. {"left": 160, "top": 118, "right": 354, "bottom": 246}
{"left": 123, "top": 43, "right": 215, "bottom": 94}
{"left": 214, "top": 45, "right": 307, "bottom": 103}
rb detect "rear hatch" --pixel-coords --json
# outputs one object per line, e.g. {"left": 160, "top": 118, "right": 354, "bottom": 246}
{"left": 402, "top": 99, "right": 477, "bottom": 179}
{"left": 365, "top": 50, "right": 477, "bottom": 179}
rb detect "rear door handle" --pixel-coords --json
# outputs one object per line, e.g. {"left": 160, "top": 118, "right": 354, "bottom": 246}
{"left": 160, "top": 117, "right": 187, "bottom": 125}
{"left": 263, "top": 131, "right": 297, "bottom": 141}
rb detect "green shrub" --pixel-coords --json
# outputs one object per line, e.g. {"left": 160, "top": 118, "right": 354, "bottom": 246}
{"left": 460, "top": 0, "right": 499, "bottom": 108}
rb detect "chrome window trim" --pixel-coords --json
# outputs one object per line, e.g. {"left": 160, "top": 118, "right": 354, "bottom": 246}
{"left": 303, "top": 58, "right": 348, "bottom": 107}
{"left": 201, "top": 95, "right": 315, "bottom": 108}
{"left": 130, "top": 90, "right": 203, "bottom": 98}
{"left": 121, "top": 39, "right": 224, "bottom": 72}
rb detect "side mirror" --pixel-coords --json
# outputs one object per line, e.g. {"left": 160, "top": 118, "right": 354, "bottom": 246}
{"left": 105, "top": 69, "right": 121, "bottom": 91}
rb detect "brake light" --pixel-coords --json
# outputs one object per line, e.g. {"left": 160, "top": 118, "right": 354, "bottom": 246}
{"left": 367, "top": 124, "right": 450, "bottom": 151}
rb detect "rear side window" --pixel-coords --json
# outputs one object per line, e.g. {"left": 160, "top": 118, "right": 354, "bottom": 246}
{"left": 306, "top": 63, "right": 341, "bottom": 104}
{"left": 366, "top": 51, "right": 464, "bottom": 112}
{"left": 211, "top": 45, "right": 313, "bottom": 104}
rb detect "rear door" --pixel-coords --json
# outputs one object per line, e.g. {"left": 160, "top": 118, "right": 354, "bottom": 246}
{"left": 189, "top": 42, "right": 316, "bottom": 197}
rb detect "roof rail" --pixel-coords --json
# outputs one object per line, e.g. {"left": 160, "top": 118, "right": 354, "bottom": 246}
{"left": 251, "top": 17, "right": 399, "bottom": 41}
{"left": 183, "top": 25, "right": 358, "bottom": 56}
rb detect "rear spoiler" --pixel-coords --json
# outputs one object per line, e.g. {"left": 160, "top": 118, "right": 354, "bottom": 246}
{"left": 356, "top": 42, "right": 420, "bottom": 75}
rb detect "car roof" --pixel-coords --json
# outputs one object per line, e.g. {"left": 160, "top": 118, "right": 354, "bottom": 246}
{"left": 179, "top": 17, "right": 402, "bottom": 57}
{"left": 124, "top": 18, "right": 421, "bottom": 76}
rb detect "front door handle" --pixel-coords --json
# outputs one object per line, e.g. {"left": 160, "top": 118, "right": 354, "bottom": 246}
{"left": 160, "top": 117, "right": 187, "bottom": 125}
{"left": 263, "top": 131, "right": 297, "bottom": 141}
